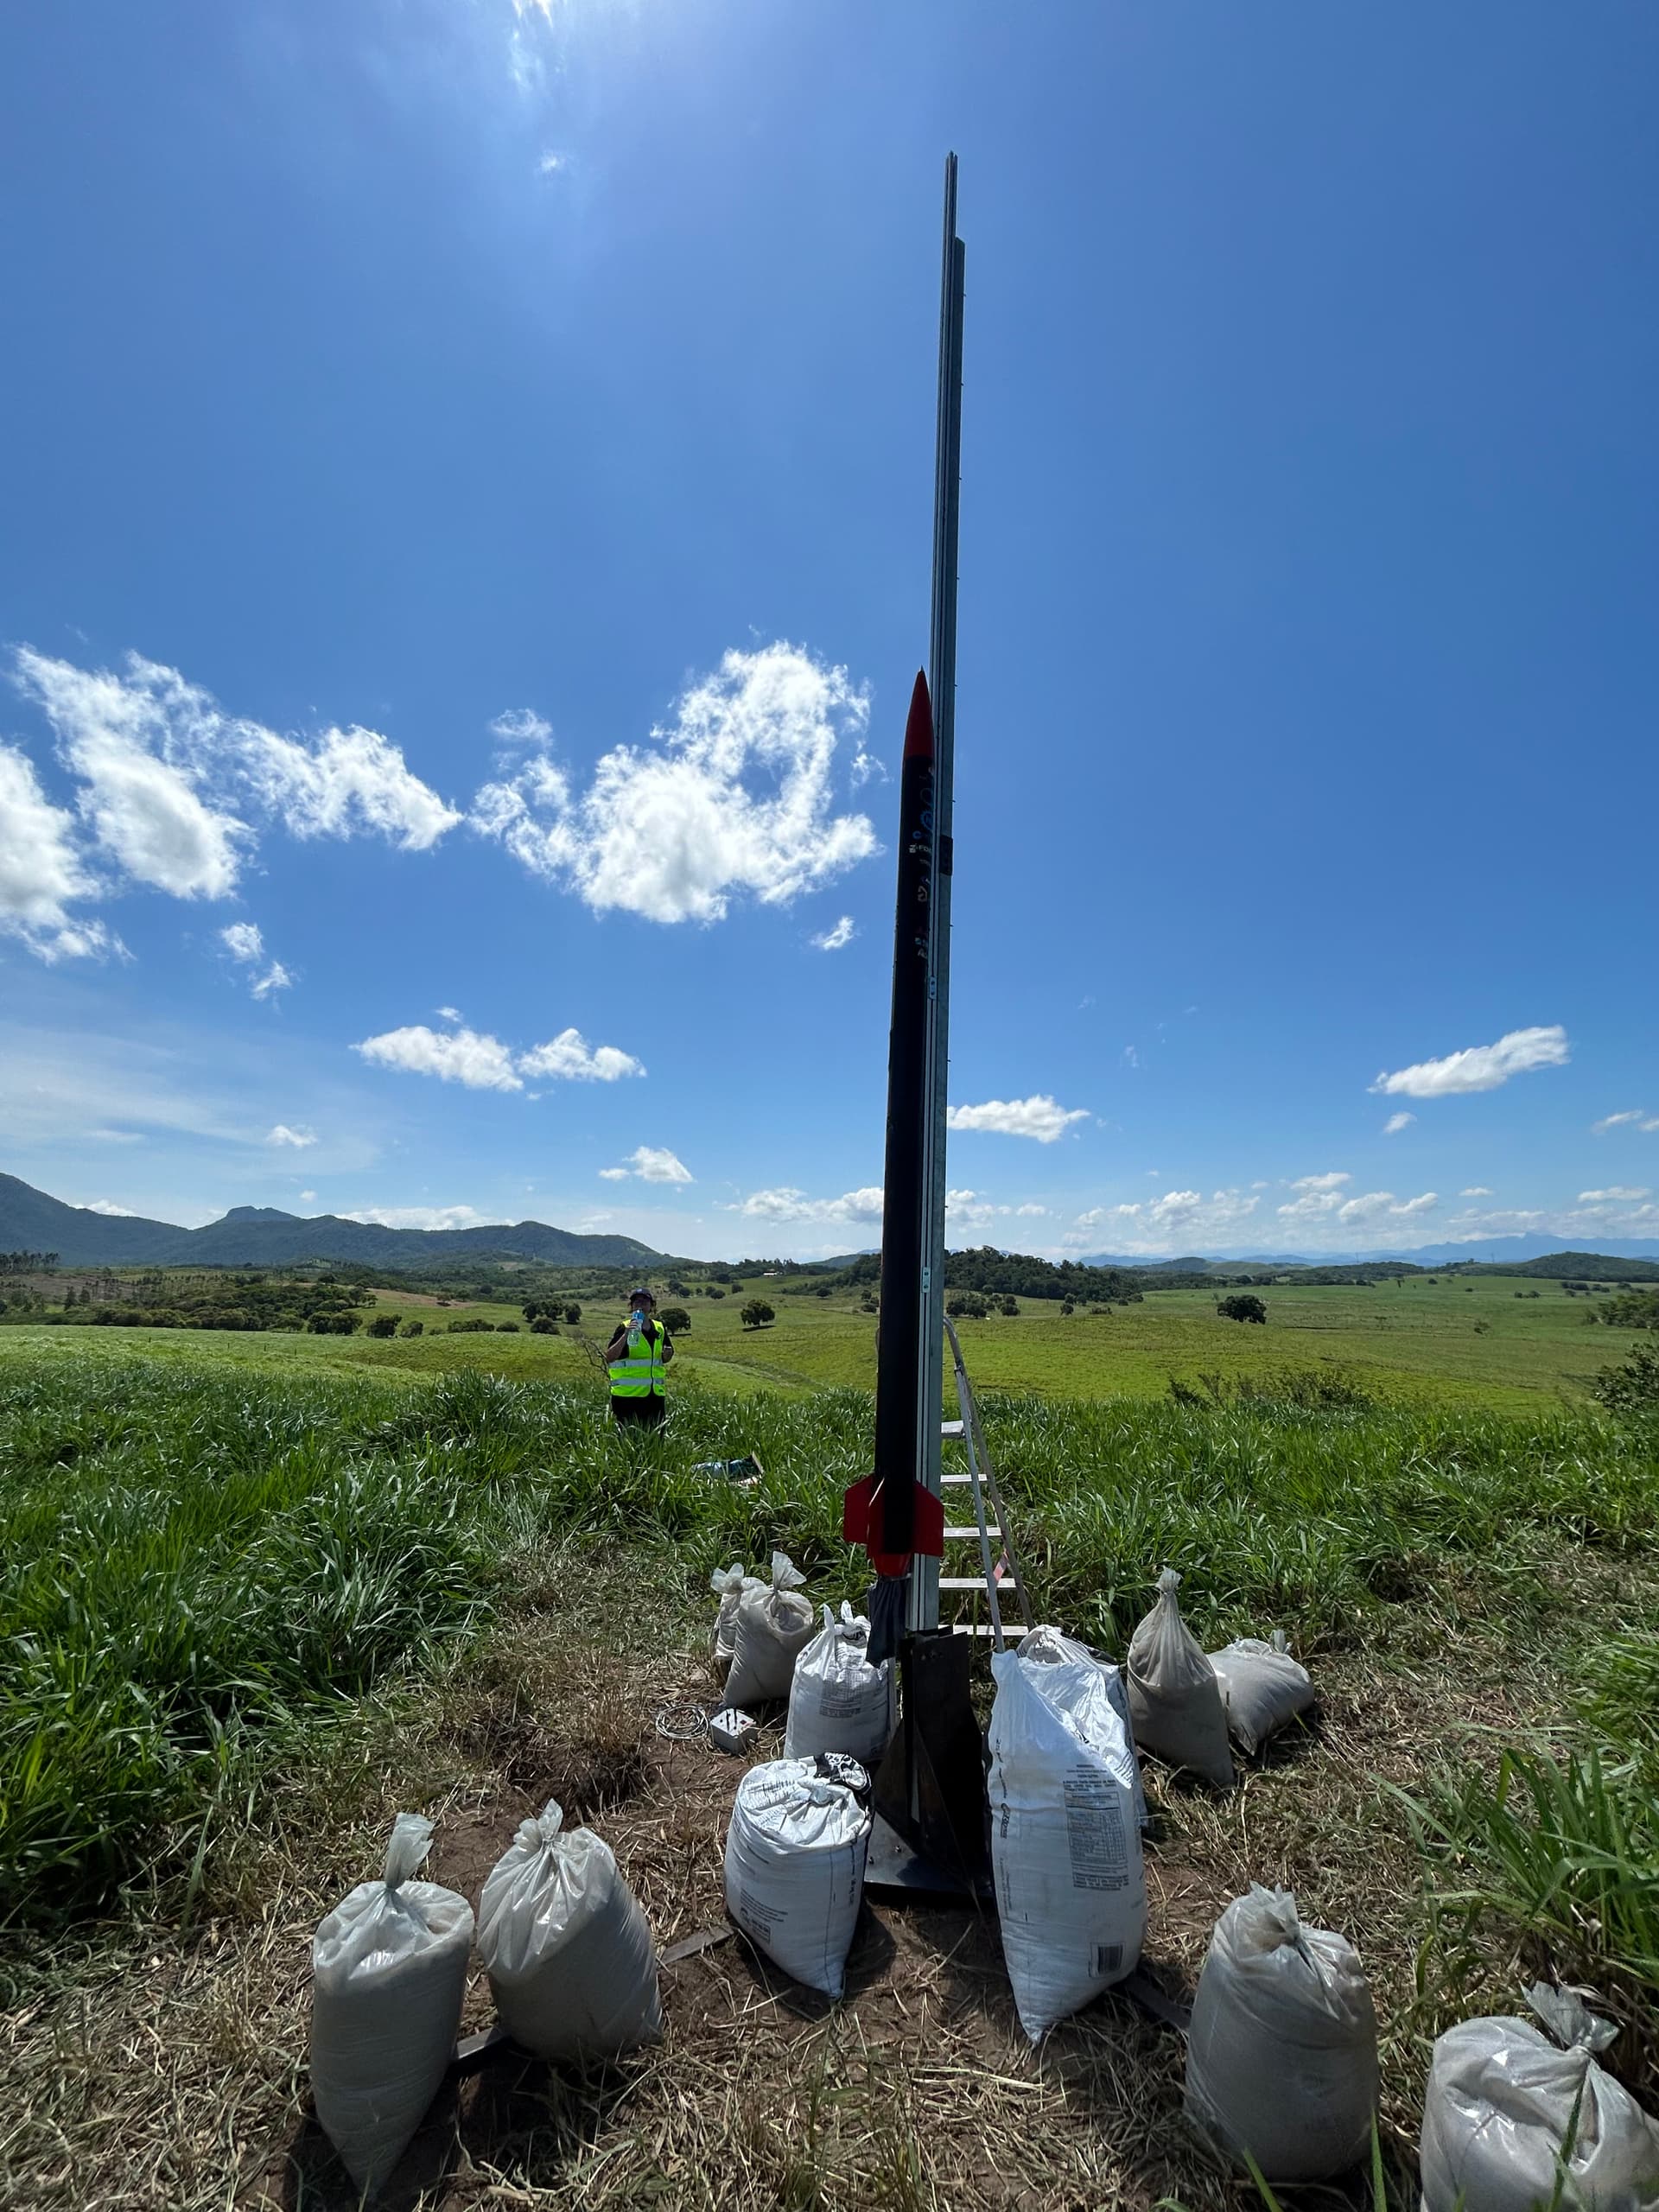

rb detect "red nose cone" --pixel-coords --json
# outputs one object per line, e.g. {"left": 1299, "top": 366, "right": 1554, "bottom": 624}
{"left": 903, "top": 670, "right": 933, "bottom": 762}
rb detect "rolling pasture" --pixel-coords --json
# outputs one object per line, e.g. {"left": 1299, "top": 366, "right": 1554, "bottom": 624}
{"left": 0, "top": 1268, "right": 1621, "bottom": 1409}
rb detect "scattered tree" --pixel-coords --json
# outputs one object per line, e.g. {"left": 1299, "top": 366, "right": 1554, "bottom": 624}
{"left": 998, "top": 1295, "right": 1020, "bottom": 1318}
{"left": 398, "top": 1318, "right": 424, "bottom": 1337}
{"left": 660, "top": 1306, "right": 690, "bottom": 1334}
{"left": 1217, "top": 1294, "right": 1268, "bottom": 1325}
{"left": 1592, "top": 1341, "right": 1659, "bottom": 1414}
{"left": 365, "top": 1313, "right": 399, "bottom": 1338}
{"left": 563, "top": 1303, "right": 582, "bottom": 1325}
{"left": 741, "top": 1299, "right": 775, "bottom": 1331}
{"left": 529, "top": 1315, "right": 559, "bottom": 1334}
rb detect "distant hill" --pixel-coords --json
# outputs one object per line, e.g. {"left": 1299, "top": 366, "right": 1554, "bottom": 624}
{"left": 1087, "top": 1236, "right": 1659, "bottom": 1269}
{"left": 0, "top": 1174, "right": 667, "bottom": 1272}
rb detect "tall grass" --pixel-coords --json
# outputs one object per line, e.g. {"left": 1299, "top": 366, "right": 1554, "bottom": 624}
{"left": 3, "top": 1356, "right": 1652, "bottom": 1924}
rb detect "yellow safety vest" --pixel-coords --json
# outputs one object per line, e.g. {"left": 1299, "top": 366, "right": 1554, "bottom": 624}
{"left": 608, "top": 1318, "right": 667, "bottom": 1398}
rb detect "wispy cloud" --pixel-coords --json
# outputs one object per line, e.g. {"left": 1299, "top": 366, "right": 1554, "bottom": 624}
{"left": 1335, "top": 1190, "right": 1439, "bottom": 1224}
{"left": 601, "top": 1145, "right": 693, "bottom": 1185}
{"left": 1076, "top": 1189, "right": 1261, "bottom": 1253}
{"left": 1592, "top": 1109, "right": 1657, "bottom": 1135}
{"left": 1461, "top": 1185, "right": 1494, "bottom": 1197}
{"left": 267, "top": 1124, "right": 316, "bottom": 1148}
{"left": 1382, "top": 1111, "right": 1415, "bottom": 1135}
{"left": 220, "top": 919, "right": 292, "bottom": 998}
{"left": 340, "top": 1204, "right": 493, "bottom": 1231}
{"left": 946, "top": 1095, "right": 1090, "bottom": 1144}
{"left": 812, "top": 916, "right": 855, "bottom": 951}
{"left": 1277, "top": 1172, "right": 1351, "bottom": 1221}
{"left": 471, "top": 642, "right": 877, "bottom": 925}
{"left": 734, "top": 1185, "right": 884, "bottom": 1226}
{"left": 489, "top": 708, "right": 551, "bottom": 750}
{"left": 1579, "top": 1186, "right": 1649, "bottom": 1204}
{"left": 13, "top": 648, "right": 461, "bottom": 918}
{"left": 1371, "top": 1025, "right": 1569, "bottom": 1099}
{"left": 354, "top": 1017, "right": 644, "bottom": 1093}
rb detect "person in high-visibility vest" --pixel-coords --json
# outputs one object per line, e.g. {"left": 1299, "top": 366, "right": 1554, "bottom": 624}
{"left": 605, "top": 1286, "right": 674, "bottom": 1427}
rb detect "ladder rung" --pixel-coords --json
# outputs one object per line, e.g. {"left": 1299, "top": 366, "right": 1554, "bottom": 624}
{"left": 941, "top": 1473, "right": 973, "bottom": 1486}
{"left": 944, "top": 1525, "right": 1001, "bottom": 1540}
{"left": 951, "top": 1622, "right": 1031, "bottom": 1637}
{"left": 938, "top": 1575, "right": 1019, "bottom": 1592}
{"left": 940, "top": 1420, "right": 965, "bottom": 1437}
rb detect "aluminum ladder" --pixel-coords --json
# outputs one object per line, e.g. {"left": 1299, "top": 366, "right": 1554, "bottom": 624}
{"left": 937, "top": 1316, "right": 1032, "bottom": 1647}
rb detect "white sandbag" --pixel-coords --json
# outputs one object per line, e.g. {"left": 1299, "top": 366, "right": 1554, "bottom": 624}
{"left": 725, "top": 1550, "right": 815, "bottom": 1706}
{"left": 1420, "top": 1984, "right": 1659, "bottom": 2212}
{"left": 1020, "top": 1624, "right": 1148, "bottom": 1828}
{"left": 476, "top": 1799, "right": 662, "bottom": 2063}
{"left": 784, "top": 1603, "right": 895, "bottom": 1765}
{"left": 724, "top": 1753, "right": 872, "bottom": 1997}
{"left": 988, "top": 1639, "right": 1147, "bottom": 2042}
{"left": 310, "top": 1814, "right": 474, "bottom": 2199}
{"left": 1209, "top": 1630, "right": 1316, "bottom": 1756}
{"left": 710, "top": 1561, "right": 764, "bottom": 1676}
{"left": 1126, "top": 1567, "right": 1233, "bottom": 1787}
{"left": 1185, "top": 1885, "right": 1378, "bottom": 2181}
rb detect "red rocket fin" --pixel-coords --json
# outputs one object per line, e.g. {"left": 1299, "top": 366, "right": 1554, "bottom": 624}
{"left": 842, "top": 1473, "right": 944, "bottom": 1573}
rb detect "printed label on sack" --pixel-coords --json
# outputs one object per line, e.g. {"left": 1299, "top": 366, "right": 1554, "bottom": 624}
{"left": 1092, "top": 1942, "right": 1123, "bottom": 1975}
{"left": 1062, "top": 1767, "right": 1127, "bottom": 1892}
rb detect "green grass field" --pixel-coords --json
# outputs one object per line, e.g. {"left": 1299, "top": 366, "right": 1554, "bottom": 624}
{"left": 3, "top": 1319, "right": 1655, "bottom": 2209}
{"left": 0, "top": 1268, "right": 1624, "bottom": 1411}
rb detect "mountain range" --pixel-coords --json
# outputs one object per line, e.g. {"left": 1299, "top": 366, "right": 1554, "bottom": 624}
{"left": 0, "top": 1175, "right": 665, "bottom": 1271}
{"left": 1085, "top": 1236, "right": 1659, "bottom": 1268}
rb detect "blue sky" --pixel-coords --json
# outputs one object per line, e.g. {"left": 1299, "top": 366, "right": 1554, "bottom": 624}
{"left": 2, "top": 2, "right": 1656, "bottom": 1260}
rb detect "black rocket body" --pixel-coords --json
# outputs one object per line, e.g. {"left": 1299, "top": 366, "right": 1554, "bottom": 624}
{"left": 843, "top": 671, "right": 945, "bottom": 1585}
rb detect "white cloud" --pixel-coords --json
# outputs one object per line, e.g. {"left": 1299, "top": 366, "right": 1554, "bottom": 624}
{"left": 299, "top": 1190, "right": 317, "bottom": 1203}
{"left": 517, "top": 1028, "right": 645, "bottom": 1083}
{"left": 1579, "top": 1186, "right": 1649, "bottom": 1204}
{"left": 736, "top": 1185, "right": 885, "bottom": 1227}
{"left": 1371, "top": 1025, "right": 1569, "bottom": 1099}
{"left": 490, "top": 708, "right": 551, "bottom": 749}
{"left": 0, "top": 739, "right": 117, "bottom": 961}
{"left": 1592, "top": 1109, "right": 1651, "bottom": 1135}
{"left": 1122, "top": 1046, "right": 1140, "bottom": 1069}
{"left": 1077, "top": 1190, "right": 1261, "bottom": 1252}
{"left": 470, "top": 640, "right": 877, "bottom": 925}
{"left": 340, "top": 1205, "right": 493, "bottom": 1232}
{"left": 603, "top": 1145, "right": 693, "bottom": 1185}
{"left": 355, "top": 1024, "right": 524, "bottom": 1091}
{"left": 220, "top": 921, "right": 293, "bottom": 998}
{"left": 1277, "top": 1172, "right": 1351, "bottom": 1221}
{"left": 353, "top": 1020, "right": 644, "bottom": 1092}
{"left": 1461, "top": 1185, "right": 1494, "bottom": 1197}
{"left": 241, "top": 721, "right": 460, "bottom": 849}
{"left": 1649, "top": 1122, "right": 1659, "bottom": 1135}
{"left": 267, "top": 1124, "right": 316, "bottom": 1148}
{"left": 81, "top": 1198, "right": 137, "bottom": 1216}
{"left": 536, "top": 150, "right": 565, "bottom": 176}
{"left": 1335, "top": 1190, "right": 1439, "bottom": 1224}
{"left": 813, "top": 915, "right": 856, "bottom": 951}
{"left": 13, "top": 649, "right": 460, "bottom": 902}
{"left": 1382, "top": 1111, "right": 1415, "bottom": 1135}
{"left": 1014, "top": 1203, "right": 1049, "bottom": 1217}
{"left": 435, "top": 1005, "right": 462, "bottom": 1022}
{"left": 946, "top": 1095, "right": 1090, "bottom": 1144}
{"left": 220, "top": 921, "right": 264, "bottom": 963}
{"left": 251, "top": 961, "right": 292, "bottom": 999}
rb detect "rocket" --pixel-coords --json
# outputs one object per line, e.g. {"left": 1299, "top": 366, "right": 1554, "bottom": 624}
{"left": 842, "top": 670, "right": 946, "bottom": 1611}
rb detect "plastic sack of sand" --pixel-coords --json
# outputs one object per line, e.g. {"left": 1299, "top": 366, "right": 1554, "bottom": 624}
{"left": 1185, "top": 1885, "right": 1378, "bottom": 2181}
{"left": 1208, "top": 1630, "right": 1316, "bottom": 1756}
{"left": 309, "top": 1813, "right": 473, "bottom": 2199}
{"left": 1126, "top": 1568, "right": 1233, "bottom": 1787}
{"left": 784, "top": 1603, "right": 895, "bottom": 1765}
{"left": 476, "top": 1798, "right": 661, "bottom": 2062}
{"left": 987, "top": 1637, "right": 1147, "bottom": 2042}
{"left": 1421, "top": 1984, "right": 1659, "bottom": 2212}
{"left": 1020, "top": 1624, "right": 1148, "bottom": 1828}
{"left": 710, "top": 1560, "right": 764, "bottom": 1678}
{"left": 724, "top": 1752, "right": 872, "bottom": 1998}
{"left": 724, "top": 1550, "right": 815, "bottom": 1706}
